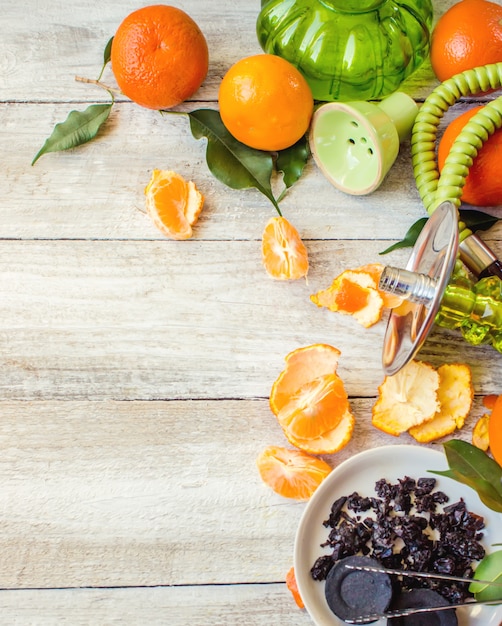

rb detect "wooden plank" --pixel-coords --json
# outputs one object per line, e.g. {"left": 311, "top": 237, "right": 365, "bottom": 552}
{"left": 0, "top": 239, "right": 500, "bottom": 401}
{"left": 6, "top": 97, "right": 502, "bottom": 241}
{"left": 2, "top": 0, "right": 461, "bottom": 104}
{"left": 1, "top": 101, "right": 429, "bottom": 241}
{"left": 0, "top": 584, "right": 312, "bottom": 625}
{"left": 0, "top": 398, "right": 488, "bottom": 588}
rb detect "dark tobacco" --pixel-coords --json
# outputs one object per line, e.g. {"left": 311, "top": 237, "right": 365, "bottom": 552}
{"left": 310, "top": 476, "right": 485, "bottom": 603}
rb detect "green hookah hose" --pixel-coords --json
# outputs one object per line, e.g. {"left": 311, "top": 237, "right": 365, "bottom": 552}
{"left": 410, "top": 63, "right": 502, "bottom": 349}
{"left": 411, "top": 62, "right": 502, "bottom": 246}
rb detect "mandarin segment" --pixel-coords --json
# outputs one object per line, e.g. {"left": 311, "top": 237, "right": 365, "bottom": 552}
{"left": 256, "top": 445, "right": 332, "bottom": 500}
{"left": 261, "top": 216, "right": 309, "bottom": 281}
{"left": 409, "top": 363, "right": 473, "bottom": 443}
{"left": 372, "top": 360, "right": 440, "bottom": 436}
{"left": 145, "top": 169, "right": 204, "bottom": 240}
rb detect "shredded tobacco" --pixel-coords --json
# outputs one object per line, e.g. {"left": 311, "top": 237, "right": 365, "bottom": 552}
{"left": 311, "top": 476, "right": 485, "bottom": 604}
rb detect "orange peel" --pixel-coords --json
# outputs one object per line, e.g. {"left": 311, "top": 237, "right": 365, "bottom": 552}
{"left": 408, "top": 363, "right": 473, "bottom": 443}
{"left": 473, "top": 413, "right": 490, "bottom": 451}
{"left": 311, "top": 269, "right": 383, "bottom": 328}
{"left": 286, "top": 566, "right": 305, "bottom": 609}
{"left": 372, "top": 360, "right": 440, "bottom": 436}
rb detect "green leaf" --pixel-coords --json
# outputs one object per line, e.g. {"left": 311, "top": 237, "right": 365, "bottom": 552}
{"left": 32, "top": 103, "right": 113, "bottom": 165}
{"left": 103, "top": 37, "right": 113, "bottom": 65}
{"left": 276, "top": 136, "right": 310, "bottom": 191}
{"left": 430, "top": 440, "right": 502, "bottom": 512}
{"left": 379, "top": 209, "right": 500, "bottom": 255}
{"left": 459, "top": 208, "right": 500, "bottom": 232}
{"left": 97, "top": 36, "right": 114, "bottom": 81}
{"left": 469, "top": 550, "right": 502, "bottom": 602}
{"left": 186, "top": 109, "right": 280, "bottom": 213}
{"left": 379, "top": 218, "right": 428, "bottom": 255}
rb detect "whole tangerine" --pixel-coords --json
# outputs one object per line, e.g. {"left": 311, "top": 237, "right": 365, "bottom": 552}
{"left": 431, "top": 0, "right": 502, "bottom": 83}
{"left": 111, "top": 5, "right": 209, "bottom": 110}
{"left": 438, "top": 105, "right": 502, "bottom": 206}
{"left": 218, "top": 54, "right": 314, "bottom": 151}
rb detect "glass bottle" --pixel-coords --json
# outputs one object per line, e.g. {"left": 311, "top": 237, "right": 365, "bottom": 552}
{"left": 380, "top": 262, "right": 502, "bottom": 353}
{"left": 256, "top": 0, "right": 434, "bottom": 101}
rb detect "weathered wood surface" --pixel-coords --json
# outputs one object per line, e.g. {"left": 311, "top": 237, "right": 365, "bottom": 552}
{"left": 2, "top": 0, "right": 502, "bottom": 623}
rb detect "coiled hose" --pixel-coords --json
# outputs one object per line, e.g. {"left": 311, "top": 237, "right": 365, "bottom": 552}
{"left": 411, "top": 62, "right": 502, "bottom": 245}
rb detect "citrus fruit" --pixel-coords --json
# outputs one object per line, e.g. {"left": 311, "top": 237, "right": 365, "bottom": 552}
{"left": 488, "top": 394, "right": 502, "bottom": 466}
{"left": 270, "top": 344, "right": 354, "bottom": 455}
{"left": 144, "top": 169, "right": 204, "bottom": 239}
{"left": 111, "top": 5, "right": 209, "bottom": 110}
{"left": 261, "top": 217, "right": 309, "bottom": 280}
{"left": 256, "top": 445, "right": 332, "bottom": 500}
{"left": 430, "top": 0, "right": 502, "bottom": 83}
{"left": 438, "top": 105, "right": 502, "bottom": 206}
{"left": 218, "top": 54, "right": 314, "bottom": 151}
{"left": 286, "top": 567, "right": 305, "bottom": 609}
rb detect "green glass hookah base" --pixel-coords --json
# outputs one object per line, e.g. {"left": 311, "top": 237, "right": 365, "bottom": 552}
{"left": 256, "top": 0, "right": 433, "bottom": 101}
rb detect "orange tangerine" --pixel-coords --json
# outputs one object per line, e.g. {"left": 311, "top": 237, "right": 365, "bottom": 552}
{"left": 111, "top": 5, "right": 209, "bottom": 110}
{"left": 218, "top": 54, "right": 313, "bottom": 151}
{"left": 488, "top": 394, "right": 502, "bottom": 466}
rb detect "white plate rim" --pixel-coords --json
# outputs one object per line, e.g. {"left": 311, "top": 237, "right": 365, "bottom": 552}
{"left": 294, "top": 444, "right": 502, "bottom": 626}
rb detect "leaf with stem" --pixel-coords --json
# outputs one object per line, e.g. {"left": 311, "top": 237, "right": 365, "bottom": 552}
{"left": 379, "top": 218, "right": 428, "bottom": 255}
{"left": 379, "top": 209, "right": 501, "bottom": 255}
{"left": 97, "top": 36, "right": 114, "bottom": 81}
{"left": 32, "top": 102, "right": 113, "bottom": 165}
{"left": 185, "top": 109, "right": 281, "bottom": 214}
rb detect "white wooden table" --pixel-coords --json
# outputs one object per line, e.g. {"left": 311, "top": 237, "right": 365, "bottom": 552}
{"left": 2, "top": 0, "right": 502, "bottom": 623}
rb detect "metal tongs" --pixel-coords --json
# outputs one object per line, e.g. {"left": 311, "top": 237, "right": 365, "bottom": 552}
{"left": 342, "top": 563, "right": 502, "bottom": 624}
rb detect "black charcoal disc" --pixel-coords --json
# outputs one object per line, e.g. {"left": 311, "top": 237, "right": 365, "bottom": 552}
{"left": 324, "top": 555, "right": 392, "bottom": 623}
{"left": 387, "top": 589, "right": 458, "bottom": 626}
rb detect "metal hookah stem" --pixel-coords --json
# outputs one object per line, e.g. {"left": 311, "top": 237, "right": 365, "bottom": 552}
{"left": 379, "top": 266, "right": 437, "bottom": 306}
